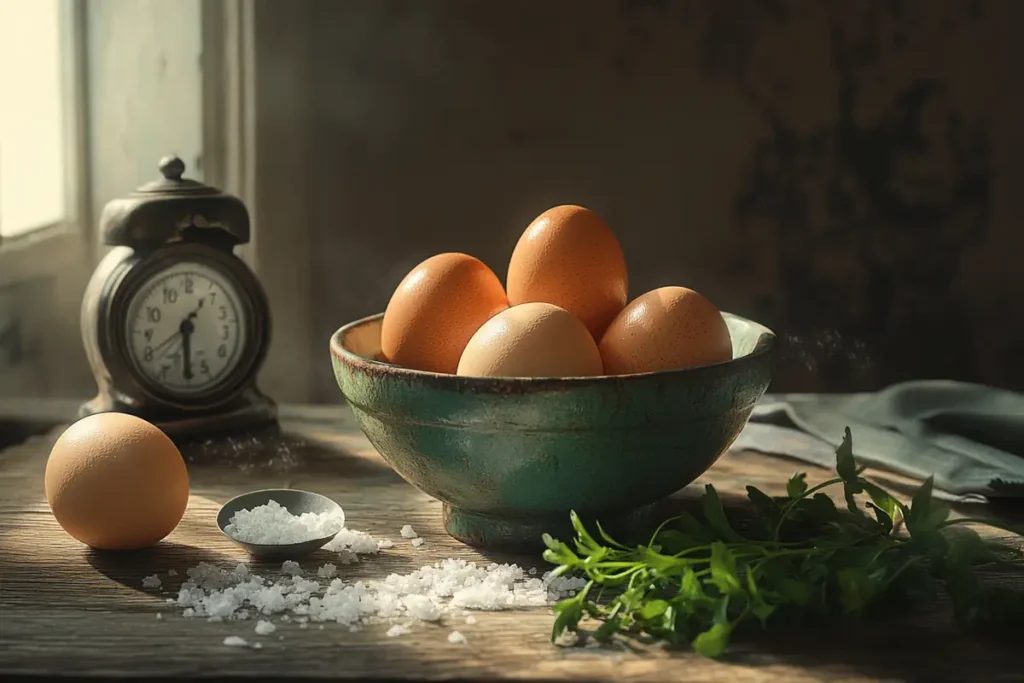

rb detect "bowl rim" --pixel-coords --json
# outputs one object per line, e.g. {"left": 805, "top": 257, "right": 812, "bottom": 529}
{"left": 330, "top": 311, "right": 775, "bottom": 386}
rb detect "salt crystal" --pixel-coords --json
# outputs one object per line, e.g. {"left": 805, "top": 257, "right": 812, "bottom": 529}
{"left": 325, "top": 528, "right": 384, "bottom": 556}
{"left": 168, "top": 569, "right": 178, "bottom": 576}
{"left": 156, "top": 613, "right": 163, "bottom": 620}
{"left": 400, "top": 525, "right": 418, "bottom": 539}
{"left": 299, "top": 622, "right": 308, "bottom": 629}
{"left": 253, "top": 642, "right": 263, "bottom": 649}
{"left": 411, "top": 537, "right": 425, "bottom": 548}
{"left": 319, "top": 625, "right": 324, "bottom": 630}
{"left": 281, "top": 561, "right": 302, "bottom": 576}
{"left": 170, "top": 557, "right": 585, "bottom": 628}
{"left": 377, "top": 539, "right": 395, "bottom": 549}
{"left": 448, "top": 630, "right": 467, "bottom": 644}
{"left": 142, "top": 574, "right": 162, "bottom": 589}
{"left": 528, "top": 567, "right": 537, "bottom": 575}
{"left": 223, "top": 499, "right": 344, "bottom": 545}
{"left": 465, "top": 615, "right": 477, "bottom": 625}
{"left": 387, "top": 624, "right": 411, "bottom": 637}
{"left": 255, "top": 620, "right": 276, "bottom": 635}
{"left": 223, "top": 636, "right": 248, "bottom": 647}
{"left": 317, "top": 563, "right": 337, "bottom": 579}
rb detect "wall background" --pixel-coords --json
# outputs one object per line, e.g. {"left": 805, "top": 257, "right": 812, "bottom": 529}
{"left": 295, "top": 0, "right": 1023, "bottom": 400}
{"left": 2, "top": 0, "right": 1021, "bottom": 405}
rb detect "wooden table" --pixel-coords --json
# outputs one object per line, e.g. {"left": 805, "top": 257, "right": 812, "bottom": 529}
{"left": 2, "top": 404, "right": 1023, "bottom": 682}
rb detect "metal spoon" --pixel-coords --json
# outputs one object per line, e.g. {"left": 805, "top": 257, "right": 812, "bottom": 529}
{"left": 216, "top": 489, "right": 344, "bottom": 560}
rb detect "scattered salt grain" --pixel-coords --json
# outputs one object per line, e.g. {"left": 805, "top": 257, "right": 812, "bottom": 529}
{"left": 300, "top": 623, "right": 308, "bottom": 629}
{"left": 156, "top": 613, "right": 163, "bottom": 620}
{"left": 400, "top": 525, "right": 418, "bottom": 539}
{"left": 224, "top": 499, "right": 344, "bottom": 545}
{"left": 253, "top": 642, "right": 263, "bottom": 649}
{"left": 387, "top": 624, "right": 411, "bottom": 637}
{"left": 170, "top": 558, "right": 586, "bottom": 629}
{"left": 465, "top": 615, "right": 477, "bottom": 625}
{"left": 223, "top": 636, "right": 248, "bottom": 647}
{"left": 448, "top": 631, "right": 467, "bottom": 644}
{"left": 377, "top": 539, "right": 395, "bottom": 549}
{"left": 411, "top": 537, "right": 425, "bottom": 548}
{"left": 281, "top": 560, "right": 302, "bottom": 576}
{"left": 255, "top": 620, "right": 276, "bottom": 636}
{"left": 319, "top": 624, "right": 324, "bottom": 630}
{"left": 168, "top": 569, "right": 178, "bottom": 576}
{"left": 143, "top": 574, "right": 162, "bottom": 589}
{"left": 317, "top": 563, "right": 338, "bottom": 579}
{"left": 528, "top": 567, "right": 537, "bottom": 576}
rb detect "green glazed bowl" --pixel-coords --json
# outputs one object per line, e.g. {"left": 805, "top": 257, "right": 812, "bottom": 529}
{"left": 330, "top": 312, "right": 774, "bottom": 552}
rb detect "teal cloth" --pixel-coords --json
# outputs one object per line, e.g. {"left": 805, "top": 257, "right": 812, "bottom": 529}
{"left": 735, "top": 381, "right": 1024, "bottom": 502}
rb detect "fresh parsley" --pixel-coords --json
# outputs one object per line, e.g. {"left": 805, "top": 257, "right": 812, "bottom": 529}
{"left": 543, "top": 427, "right": 1024, "bottom": 657}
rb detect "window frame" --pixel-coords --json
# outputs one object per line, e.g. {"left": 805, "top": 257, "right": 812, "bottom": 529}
{"left": 0, "top": 0, "right": 93, "bottom": 284}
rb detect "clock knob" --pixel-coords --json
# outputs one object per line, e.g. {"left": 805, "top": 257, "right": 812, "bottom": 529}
{"left": 159, "top": 155, "right": 186, "bottom": 181}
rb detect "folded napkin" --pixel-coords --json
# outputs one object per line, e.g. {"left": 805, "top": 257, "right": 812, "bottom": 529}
{"left": 732, "top": 380, "right": 1024, "bottom": 503}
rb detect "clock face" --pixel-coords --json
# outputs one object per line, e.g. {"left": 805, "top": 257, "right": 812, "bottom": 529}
{"left": 124, "top": 261, "right": 249, "bottom": 397}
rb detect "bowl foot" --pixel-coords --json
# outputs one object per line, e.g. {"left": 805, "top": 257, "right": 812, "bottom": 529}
{"left": 442, "top": 503, "right": 660, "bottom": 554}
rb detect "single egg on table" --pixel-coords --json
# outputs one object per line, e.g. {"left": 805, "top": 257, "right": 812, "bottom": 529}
{"left": 506, "top": 205, "right": 628, "bottom": 340}
{"left": 381, "top": 252, "right": 509, "bottom": 374}
{"left": 598, "top": 286, "right": 732, "bottom": 375}
{"left": 44, "top": 412, "right": 189, "bottom": 551}
{"left": 457, "top": 302, "right": 603, "bottom": 378}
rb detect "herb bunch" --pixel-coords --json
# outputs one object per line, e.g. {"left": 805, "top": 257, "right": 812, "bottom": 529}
{"left": 542, "top": 427, "right": 1024, "bottom": 657}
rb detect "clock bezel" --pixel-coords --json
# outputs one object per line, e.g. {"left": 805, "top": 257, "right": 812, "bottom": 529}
{"left": 103, "top": 243, "right": 270, "bottom": 411}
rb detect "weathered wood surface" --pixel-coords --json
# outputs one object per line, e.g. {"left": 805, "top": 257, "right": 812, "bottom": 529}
{"left": 2, "top": 404, "right": 1024, "bottom": 682}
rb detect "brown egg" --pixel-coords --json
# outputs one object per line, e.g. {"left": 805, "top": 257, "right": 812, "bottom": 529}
{"left": 381, "top": 252, "right": 509, "bottom": 374}
{"left": 507, "top": 205, "right": 628, "bottom": 340}
{"left": 599, "top": 286, "right": 732, "bottom": 375}
{"left": 457, "top": 302, "right": 603, "bottom": 378}
{"left": 44, "top": 413, "right": 189, "bottom": 550}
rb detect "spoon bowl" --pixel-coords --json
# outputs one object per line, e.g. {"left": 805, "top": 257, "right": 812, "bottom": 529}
{"left": 216, "top": 489, "right": 344, "bottom": 560}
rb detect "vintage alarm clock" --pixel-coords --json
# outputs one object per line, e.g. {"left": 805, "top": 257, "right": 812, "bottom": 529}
{"left": 80, "top": 155, "right": 276, "bottom": 439}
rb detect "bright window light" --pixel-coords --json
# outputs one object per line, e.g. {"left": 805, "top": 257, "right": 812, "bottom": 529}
{"left": 0, "top": 0, "right": 66, "bottom": 238}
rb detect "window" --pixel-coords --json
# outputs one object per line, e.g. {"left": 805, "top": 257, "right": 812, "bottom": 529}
{"left": 0, "top": 0, "right": 67, "bottom": 239}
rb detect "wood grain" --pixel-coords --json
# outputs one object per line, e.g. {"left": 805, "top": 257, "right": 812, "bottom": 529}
{"left": 2, "top": 405, "right": 1024, "bottom": 682}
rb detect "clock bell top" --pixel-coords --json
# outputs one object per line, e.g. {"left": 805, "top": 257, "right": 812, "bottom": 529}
{"left": 99, "top": 156, "right": 251, "bottom": 248}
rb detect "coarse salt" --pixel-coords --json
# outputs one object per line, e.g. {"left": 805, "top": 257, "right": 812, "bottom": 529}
{"left": 317, "top": 563, "right": 337, "bottom": 579}
{"left": 253, "top": 642, "right": 263, "bottom": 649}
{"left": 224, "top": 499, "right": 344, "bottom": 545}
{"left": 386, "top": 624, "right": 411, "bottom": 637}
{"left": 400, "top": 525, "right": 418, "bottom": 539}
{"left": 448, "top": 630, "right": 467, "bottom": 644}
{"left": 170, "top": 557, "right": 586, "bottom": 629}
{"left": 411, "top": 537, "right": 425, "bottom": 548}
{"left": 156, "top": 613, "right": 163, "bottom": 620}
{"left": 223, "top": 636, "right": 248, "bottom": 647}
{"left": 465, "top": 615, "right": 477, "bottom": 625}
{"left": 143, "top": 574, "right": 162, "bottom": 589}
{"left": 168, "top": 569, "right": 178, "bottom": 576}
{"left": 255, "top": 620, "right": 276, "bottom": 635}
{"left": 282, "top": 560, "right": 302, "bottom": 576}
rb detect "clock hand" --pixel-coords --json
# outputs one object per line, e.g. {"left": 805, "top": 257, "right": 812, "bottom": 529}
{"left": 181, "top": 317, "right": 194, "bottom": 380}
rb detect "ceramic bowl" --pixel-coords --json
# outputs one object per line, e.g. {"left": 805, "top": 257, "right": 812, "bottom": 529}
{"left": 330, "top": 312, "right": 774, "bottom": 552}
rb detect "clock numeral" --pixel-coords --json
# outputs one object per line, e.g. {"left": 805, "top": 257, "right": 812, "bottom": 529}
{"left": 218, "top": 305, "right": 227, "bottom": 320}
{"left": 221, "top": 324, "right": 230, "bottom": 340}
{"left": 183, "top": 276, "right": 194, "bottom": 294}
{"left": 147, "top": 307, "right": 161, "bottom": 323}
{"left": 163, "top": 288, "right": 178, "bottom": 304}
{"left": 200, "top": 359, "right": 210, "bottom": 375}
{"left": 217, "top": 344, "right": 228, "bottom": 358}
{"left": 143, "top": 346, "right": 154, "bottom": 361}
{"left": 144, "top": 329, "right": 154, "bottom": 341}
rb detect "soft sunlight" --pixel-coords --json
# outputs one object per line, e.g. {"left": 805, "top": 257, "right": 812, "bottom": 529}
{"left": 0, "top": 0, "right": 66, "bottom": 238}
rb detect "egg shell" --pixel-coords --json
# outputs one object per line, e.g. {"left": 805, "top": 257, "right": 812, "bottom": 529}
{"left": 506, "top": 205, "right": 628, "bottom": 340}
{"left": 381, "top": 253, "right": 509, "bottom": 374}
{"left": 598, "top": 286, "right": 732, "bottom": 375}
{"left": 457, "top": 302, "right": 603, "bottom": 378}
{"left": 44, "top": 413, "right": 189, "bottom": 551}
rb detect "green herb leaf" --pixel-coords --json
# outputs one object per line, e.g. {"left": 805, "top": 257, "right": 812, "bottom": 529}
{"left": 701, "top": 485, "right": 743, "bottom": 542}
{"left": 786, "top": 473, "right": 808, "bottom": 498}
{"left": 709, "top": 542, "right": 742, "bottom": 595}
{"left": 692, "top": 622, "right": 732, "bottom": 658}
